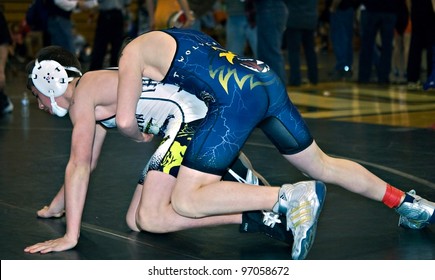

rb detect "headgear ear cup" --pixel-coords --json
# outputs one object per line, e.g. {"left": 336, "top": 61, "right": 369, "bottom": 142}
{"left": 31, "top": 59, "right": 69, "bottom": 98}
{"left": 29, "top": 59, "right": 81, "bottom": 117}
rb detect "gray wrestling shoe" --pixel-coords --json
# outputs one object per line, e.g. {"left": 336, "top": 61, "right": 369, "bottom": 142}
{"left": 396, "top": 190, "right": 435, "bottom": 229}
{"left": 275, "top": 180, "right": 326, "bottom": 260}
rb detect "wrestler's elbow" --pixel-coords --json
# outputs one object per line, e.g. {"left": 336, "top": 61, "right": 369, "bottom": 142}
{"left": 115, "top": 116, "right": 134, "bottom": 134}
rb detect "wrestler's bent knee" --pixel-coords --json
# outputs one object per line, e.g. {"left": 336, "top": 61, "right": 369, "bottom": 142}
{"left": 135, "top": 209, "right": 170, "bottom": 233}
{"left": 171, "top": 193, "right": 203, "bottom": 218}
{"left": 126, "top": 212, "right": 140, "bottom": 232}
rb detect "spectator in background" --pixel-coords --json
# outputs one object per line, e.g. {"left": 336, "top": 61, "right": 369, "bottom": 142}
{"left": 317, "top": 1, "right": 330, "bottom": 53}
{"left": 89, "top": 0, "right": 130, "bottom": 70}
{"left": 46, "top": 0, "right": 97, "bottom": 54}
{"left": 0, "top": 9, "right": 13, "bottom": 117}
{"left": 357, "top": 3, "right": 380, "bottom": 81}
{"left": 185, "top": 0, "right": 216, "bottom": 31}
{"left": 225, "top": 0, "right": 257, "bottom": 57}
{"left": 328, "top": 0, "right": 360, "bottom": 80}
{"left": 254, "top": 0, "right": 288, "bottom": 84}
{"left": 135, "top": 0, "right": 157, "bottom": 36}
{"left": 137, "top": 0, "right": 196, "bottom": 34}
{"left": 391, "top": 0, "right": 410, "bottom": 84}
{"left": 423, "top": 44, "right": 435, "bottom": 90}
{"left": 406, "top": 0, "right": 435, "bottom": 90}
{"left": 357, "top": 0, "right": 398, "bottom": 85}
{"left": 8, "top": 22, "right": 28, "bottom": 63}
{"left": 25, "top": 0, "right": 50, "bottom": 53}
{"left": 422, "top": 0, "right": 435, "bottom": 90}
{"left": 285, "top": 0, "right": 318, "bottom": 86}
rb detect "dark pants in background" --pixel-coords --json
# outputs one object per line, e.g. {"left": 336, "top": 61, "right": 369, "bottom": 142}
{"left": 89, "top": 9, "right": 125, "bottom": 70}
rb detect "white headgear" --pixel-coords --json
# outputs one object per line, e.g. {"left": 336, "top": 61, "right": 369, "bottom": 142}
{"left": 29, "top": 59, "right": 82, "bottom": 117}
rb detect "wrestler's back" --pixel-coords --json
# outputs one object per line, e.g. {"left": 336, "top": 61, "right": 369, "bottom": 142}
{"left": 126, "top": 31, "right": 177, "bottom": 82}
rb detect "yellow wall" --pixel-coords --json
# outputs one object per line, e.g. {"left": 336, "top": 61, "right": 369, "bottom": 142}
{"left": 155, "top": 0, "right": 181, "bottom": 29}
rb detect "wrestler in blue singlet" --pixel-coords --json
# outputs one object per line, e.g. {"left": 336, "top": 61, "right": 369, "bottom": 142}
{"left": 161, "top": 28, "right": 313, "bottom": 175}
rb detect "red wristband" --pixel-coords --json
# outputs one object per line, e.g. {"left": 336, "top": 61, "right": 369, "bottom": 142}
{"left": 382, "top": 184, "right": 404, "bottom": 208}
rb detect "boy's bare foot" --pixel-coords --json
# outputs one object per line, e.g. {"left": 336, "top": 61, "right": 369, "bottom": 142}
{"left": 37, "top": 206, "right": 65, "bottom": 218}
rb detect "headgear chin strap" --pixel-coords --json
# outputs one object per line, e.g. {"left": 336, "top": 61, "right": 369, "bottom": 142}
{"left": 51, "top": 100, "right": 68, "bottom": 117}
{"left": 29, "top": 59, "right": 82, "bottom": 117}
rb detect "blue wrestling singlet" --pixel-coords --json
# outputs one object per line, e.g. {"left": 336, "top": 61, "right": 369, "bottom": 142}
{"left": 161, "top": 28, "right": 313, "bottom": 175}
